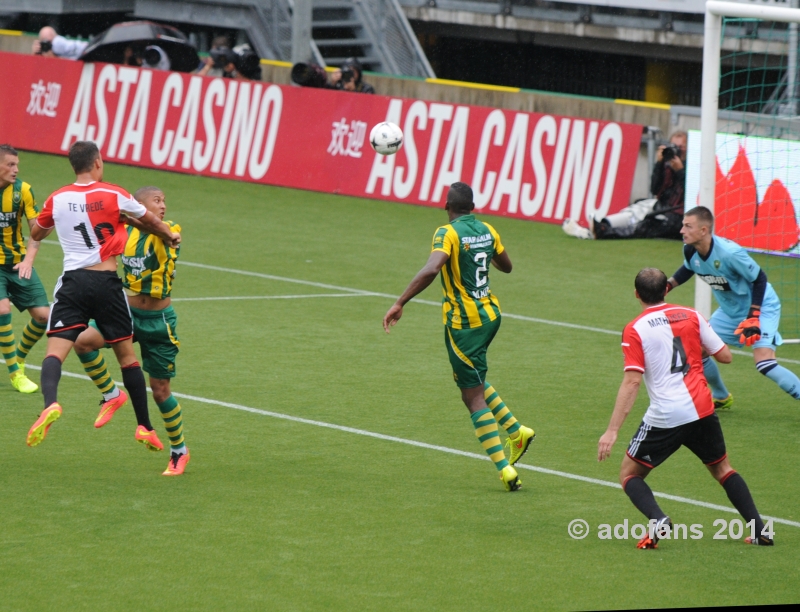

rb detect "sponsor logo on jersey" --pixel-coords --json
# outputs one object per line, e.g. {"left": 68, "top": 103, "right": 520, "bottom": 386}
{"left": 122, "top": 255, "right": 146, "bottom": 276}
{"left": 471, "top": 287, "right": 491, "bottom": 299}
{"left": 698, "top": 274, "right": 731, "bottom": 291}
{"left": 461, "top": 234, "right": 492, "bottom": 249}
{"left": 0, "top": 210, "right": 18, "bottom": 227}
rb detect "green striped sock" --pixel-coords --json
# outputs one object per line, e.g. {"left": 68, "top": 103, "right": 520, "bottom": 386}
{"left": 484, "top": 382, "right": 521, "bottom": 435}
{"left": 0, "top": 313, "right": 19, "bottom": 374}
{"left": 157, "top": 395, "right": 186, "bottom": 452}
{"left": 471, "top": 408, "right": 509, "bottom": 471}
{"left": 77, "top": 350, "right": 119, "bottom": 399}
{"left": 16, "top": 318, "right": 46, "bottom": 362}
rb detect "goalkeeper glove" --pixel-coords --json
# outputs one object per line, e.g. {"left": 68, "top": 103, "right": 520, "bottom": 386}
{"left": 735, "top": 306, "right": 762, "bottom": 346}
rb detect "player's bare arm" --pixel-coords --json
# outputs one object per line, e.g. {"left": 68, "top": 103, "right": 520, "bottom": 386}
{"left": 598, "top": 370, "right": 642, "bottom": 462}
{"left": 30, "top": 221, "right": 54, "bottom": 242}
{"left": 14, "top": 218, "right": 42, "bottom": 280}
{"left": 383, "top": 251, "right": 449, "bottom": 333}
{"left": 491, "top": 250, "right": 512, "bottom": 273}
{"left": 134, "top": 210, "right": 180, "bottom": 248}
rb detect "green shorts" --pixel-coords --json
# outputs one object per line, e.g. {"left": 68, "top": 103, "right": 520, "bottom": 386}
{"left": 130, "top": 306, "right": 180, "bottom": 379}
{"left": 444, "top": 317, "right": 501, "bottom": 389}
{"left": 0, "top": 264, "right": 49, "bottom": 311}
{"left": 91, "top": 305, "right": 180, "bottom": 379}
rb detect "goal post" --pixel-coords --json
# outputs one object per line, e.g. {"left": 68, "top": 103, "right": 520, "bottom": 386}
{"left": 698, "top": 0, "right": 800, "bottom": 340}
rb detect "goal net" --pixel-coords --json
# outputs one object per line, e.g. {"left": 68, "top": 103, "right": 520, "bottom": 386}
{"left": 693, "top": 0, "right": 800, "bottom": 341}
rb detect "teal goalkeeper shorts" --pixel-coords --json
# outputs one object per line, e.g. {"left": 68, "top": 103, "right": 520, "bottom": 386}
{"left": 444, "top": 317, "right": 501, "bottom": 388}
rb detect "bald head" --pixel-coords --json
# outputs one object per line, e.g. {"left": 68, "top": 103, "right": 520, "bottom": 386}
{"left": 635, "top": 268, "right": 668, "bottom": 305}
{"left": 38, "top": 27, "right": 57, "bottom": 42}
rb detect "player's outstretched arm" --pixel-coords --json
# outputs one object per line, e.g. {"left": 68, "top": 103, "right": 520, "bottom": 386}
{"left": 598, "top": 370, "right": 642, "bottom": 462}
{"left": 135, "top": 211, "right": 181, "bottom": 248}
{"left": 491, "top": 250, "right": 512, "bottom": 274}
{"left": 383, "top": 251, "right": 448, "bottom": 333}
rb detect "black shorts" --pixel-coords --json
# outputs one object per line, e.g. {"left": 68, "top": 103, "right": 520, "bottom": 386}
{"left": 626, "top": 413, "right": 727, "bottom": 469}
{"left": 48, "top": 270, "right": 133, "bottom": 343}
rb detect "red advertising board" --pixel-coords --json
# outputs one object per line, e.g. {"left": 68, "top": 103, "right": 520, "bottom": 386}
{"left": 2, "top": 53, "right": 642, "bottom": 224}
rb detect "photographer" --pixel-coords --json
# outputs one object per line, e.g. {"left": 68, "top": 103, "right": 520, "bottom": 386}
{"left": 330, "top": 58, "right": 374, "bottom": 94}
{"left": 563, "top": 130, "right": 686, "bottom": 240}
{"left": 194, "top": 37, "right": 259, "bottom": 80}
{"left": 195, "top": 36, "right": 235, "bottom": 78}
{"left": 32, "top": 26, "right": 87, "bottom": 60}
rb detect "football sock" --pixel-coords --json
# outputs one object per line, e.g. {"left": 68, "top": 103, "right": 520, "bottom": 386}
{"left": 622, "top": 475, "right": 668, "bottom": 521}
{"left": 756, "top": 359, "right": 800, "bottom": 399}
{"left": 0, "top": 313, "right": 19, "bottom": 374}
{"left": 702, "top": 357, "right": 730, "bottom": 400}
{"left": 470, "top": 408, "right": 510, "bottom": 471}
{"left": 157, "top": 395, "right": 186, "bottom": 452}
{"left": 15, "top": 318, "right": 46, "bottom": 363}
{"left": 121, "top": 362, "right": 153, "bottom": 430}
{"left": 41, "top": 355, "right": 62, "bottom": 407}
{"left": 720, "top": 471, "right": 766, "bottom": 538}
{"left": 77, "top": 350, "right": 120, "bottom": 401}
{"left": 484, "top": 382, "right": 521, "bottom": 437}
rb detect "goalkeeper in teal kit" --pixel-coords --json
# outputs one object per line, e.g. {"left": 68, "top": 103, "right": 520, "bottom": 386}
{"left": 668, "top": 206, "right": 800, "bottom": 407}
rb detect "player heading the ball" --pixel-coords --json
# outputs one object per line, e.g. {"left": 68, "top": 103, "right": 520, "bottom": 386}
{"left": 26, "top": 141, "right": 180, "bottom": 451}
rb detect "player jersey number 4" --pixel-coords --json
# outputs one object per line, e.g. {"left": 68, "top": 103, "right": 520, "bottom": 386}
{"left": 622, "top": 304, "right": 726, "bottom": 428}
{"left": 37, "top": 182, "right": 146, "bottom": 271}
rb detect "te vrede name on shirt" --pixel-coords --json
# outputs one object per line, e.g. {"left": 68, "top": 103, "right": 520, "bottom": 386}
{"left": 68, "top": 200, "right": 104, "bottom": 213}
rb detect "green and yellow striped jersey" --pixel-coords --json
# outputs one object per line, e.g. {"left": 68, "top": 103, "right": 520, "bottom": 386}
{"left": 121, "top": 222, "right": 180, "bottom": 299}
{"left": 0, "top": 179, "right": 38, "bottom": 265}
{"left": 431, "top": 214, "right": 503, "bottom": 329}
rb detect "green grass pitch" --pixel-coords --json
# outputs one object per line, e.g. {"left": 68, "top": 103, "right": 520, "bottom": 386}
{"left": 1, "top": 152, "right": 799, "bottom": 610}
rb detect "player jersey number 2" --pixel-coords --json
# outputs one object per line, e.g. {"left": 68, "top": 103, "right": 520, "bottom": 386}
{"left": 670, "top": 337, "right": 690, "bottom": 376}
{"left": 474, "top": 252, "right": 488, "bottom": 287}
{"left": 73, "top": 221, "right": 115, "bottom": 249}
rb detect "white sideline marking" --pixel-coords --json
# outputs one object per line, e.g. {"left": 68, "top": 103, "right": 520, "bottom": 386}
{"left": 172, "top": 293, "right": 367, "bottom": 302}
{"left": 25, "top": 364, "right": 800, "bottom": 529}
{"left": 41, "top": 242, "right": 800, "bottom": 361}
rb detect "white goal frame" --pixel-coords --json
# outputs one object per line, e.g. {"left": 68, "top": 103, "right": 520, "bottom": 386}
{"left": 698, "top": 0, "right": 800, "bottom": 320}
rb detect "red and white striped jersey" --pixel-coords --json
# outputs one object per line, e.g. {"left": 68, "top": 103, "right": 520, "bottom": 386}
{"left": 622, "top": 303, "right": 726, "bottom": 428}
{"left": 37, "top": 182, "right": 146, "bottom": 271}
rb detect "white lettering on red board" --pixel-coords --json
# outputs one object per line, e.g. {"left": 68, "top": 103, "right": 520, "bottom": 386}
{"left": 61, "top": 64, "right": 282, "bottom": 180}
{"left": 366, "top": 99, "right": 624, "bottom": 222}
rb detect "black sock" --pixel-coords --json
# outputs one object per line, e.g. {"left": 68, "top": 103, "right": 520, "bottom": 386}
{"left": 721, "top": 472, "right": 766, "bottom": 539}
{"left": 121, "top": 363, "right": 152, "bottom": 430}
{"left": 623, "top": 476, "right": 668, "bottom": 521}
{"left": 41, "top": 355, "right": 62, "bottom": 408}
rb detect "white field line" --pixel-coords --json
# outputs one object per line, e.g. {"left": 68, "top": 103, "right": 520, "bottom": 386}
{"left": 42, "top": 242, "right": 800, "bottom": 362}
{"left": 172, "top": 294, "right": 367, "bottom": 302}
{"left": 178, "top": 261, "right": 800, "bottom": 364}
{"left": 24, "top": 364, "right": 800, "bottom": 529}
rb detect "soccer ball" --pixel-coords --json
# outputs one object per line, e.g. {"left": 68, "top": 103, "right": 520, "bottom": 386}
{"left": 370, "top": 122, "right": 404, "bottom": 156}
